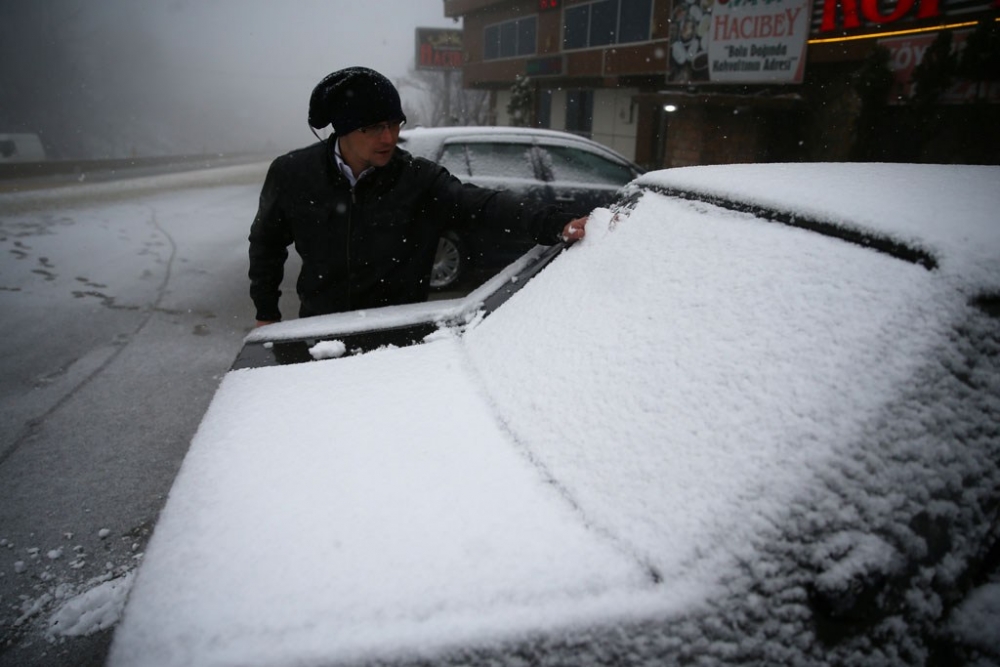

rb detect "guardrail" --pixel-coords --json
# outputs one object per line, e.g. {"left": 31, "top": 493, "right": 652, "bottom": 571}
{"left": 0, "top": 153, "right": 269, "bottom": 181}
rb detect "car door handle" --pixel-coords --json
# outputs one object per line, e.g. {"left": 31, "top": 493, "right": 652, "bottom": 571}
{"left": 554, "top": 194, "right": 576, "bottom": 202}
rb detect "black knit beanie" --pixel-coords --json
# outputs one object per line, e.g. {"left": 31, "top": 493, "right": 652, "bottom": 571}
{"left": 307, "top": 67, "right": 406, "bottom": 136}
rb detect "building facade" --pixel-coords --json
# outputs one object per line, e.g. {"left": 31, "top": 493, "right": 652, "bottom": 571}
{"left": 441, "top": 0, "right": 1000, "bottom": 168}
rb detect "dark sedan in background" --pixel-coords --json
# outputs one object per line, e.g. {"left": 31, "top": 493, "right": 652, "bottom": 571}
{"left": 399, "top": 126, "right": 642, "bottom": 289}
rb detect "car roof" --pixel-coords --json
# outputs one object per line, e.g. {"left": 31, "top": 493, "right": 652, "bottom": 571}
{"left": 637, "top": 162, "right": 999, "bottom": 288}
{"left": 402, "top": 125, "right": 604, "bottom": 143}
{"left": 400, "top": 125, "right": 637, "bottom": 164}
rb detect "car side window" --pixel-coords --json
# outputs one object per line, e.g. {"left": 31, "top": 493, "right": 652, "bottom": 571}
{"left": 539, "top": 145, "right": 634, "bottom": 186}
{"left": 465, "top": 142, "right": 539, "bottom": 181}
{"left": 438, "top": 144, "right": 471, "bottom": 177}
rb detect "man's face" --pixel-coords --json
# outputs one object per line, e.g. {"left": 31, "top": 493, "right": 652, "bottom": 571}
{"left": 339, "top": 120, "right": 403, "bottom": 172}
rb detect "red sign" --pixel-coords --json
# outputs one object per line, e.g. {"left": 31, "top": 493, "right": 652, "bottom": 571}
{"left": 415, "top": 28, "right": 464, "bottom": 71}
{"left": 819, "top": 0, "right": 941, "bottom": 32}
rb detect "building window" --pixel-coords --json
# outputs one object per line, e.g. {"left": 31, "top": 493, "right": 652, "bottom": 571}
{"left": 537, "top": 89, "right": 553, "bottom": 129}
{"left": 590, "top": 0, "right": 617, "bottom": 46}
{"left": 563, "top": 6, "right": 589, "bottom": 49}
{"left": 565, "top": 90, "right": 594, "bottom": 138}
{"left": 562, "top": 0, "right": 652, "bottom": 50}
{"left": 484, "top": 16, "right": 538, "bottom": 60}
{"left": 518, "top": 17, "right": 537, "bottom": 55}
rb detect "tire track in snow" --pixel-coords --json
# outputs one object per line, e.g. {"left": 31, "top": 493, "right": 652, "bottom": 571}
{"left": 0, "top": 207, "right": 177, "bottom": 468}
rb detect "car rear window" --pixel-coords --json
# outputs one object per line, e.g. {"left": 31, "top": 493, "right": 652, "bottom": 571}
{"left": 462, "top": 142, "right": 538, "bottom": 180}
{"left": 539, "top": 145, "right": 634, "bottom": 186}
{"left": 438, "top": 144, "right": 470, "bottom": 177}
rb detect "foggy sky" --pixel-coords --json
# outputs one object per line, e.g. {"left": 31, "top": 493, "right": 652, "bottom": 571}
{"left": 0, "top": 0, "right": 458, "bottom": 158}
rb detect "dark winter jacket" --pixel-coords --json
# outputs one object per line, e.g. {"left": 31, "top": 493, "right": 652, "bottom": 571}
{"left": 249, "top": 139, "right": 573, "bottom": 321}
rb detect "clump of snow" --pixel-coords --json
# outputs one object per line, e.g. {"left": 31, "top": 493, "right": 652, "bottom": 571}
{"left": 47, "top": 571, "right": 135, "bottom": 638}
{"left": 308, "top": 339, "right": 346, "bottom": 360}
{"left": 5, "top": 525, "right": 140, "bottom": 650}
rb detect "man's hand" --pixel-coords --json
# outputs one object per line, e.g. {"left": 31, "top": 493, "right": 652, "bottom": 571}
{"left": 255, "top": 320, "right": 279, "bottom": 328}
{"left": 561, "top": 216, "right": 588, "bottom": 242}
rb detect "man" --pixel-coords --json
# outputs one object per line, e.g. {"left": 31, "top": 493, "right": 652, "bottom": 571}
{"left": 249, "top": 66, "right": 587, "bottom": 327}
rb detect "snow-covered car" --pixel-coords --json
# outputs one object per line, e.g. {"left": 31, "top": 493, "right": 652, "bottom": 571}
{"left": 398, "top": 126, "right": 642, "bottom": 290}
{"left": 110, "top": 163, "right": 1000, "bottom": 667}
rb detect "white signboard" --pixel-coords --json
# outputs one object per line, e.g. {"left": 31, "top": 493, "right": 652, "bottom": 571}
{"left": 669, "top": 0, "right": 810, "bottom": 84}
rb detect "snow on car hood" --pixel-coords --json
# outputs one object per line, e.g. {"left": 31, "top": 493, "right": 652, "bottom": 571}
{"left": 110, "top": 336, "right": 675, "bottom": 667}
{"left": 111, "top": 164, "right": 1000, "bottom": 666}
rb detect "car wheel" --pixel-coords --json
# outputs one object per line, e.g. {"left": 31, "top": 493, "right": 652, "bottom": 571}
{"left": 430, "top": 231, "right": 465, "bottom": 291}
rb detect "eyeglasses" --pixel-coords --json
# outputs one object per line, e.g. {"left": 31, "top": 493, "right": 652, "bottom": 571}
{"left": 359, "top": 120, "right": 405, "bottom": 135}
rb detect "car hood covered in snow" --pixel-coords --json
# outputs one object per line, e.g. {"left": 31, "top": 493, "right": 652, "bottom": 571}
{"left": 110, "top": 164, "right": 1000, "bottom": 667}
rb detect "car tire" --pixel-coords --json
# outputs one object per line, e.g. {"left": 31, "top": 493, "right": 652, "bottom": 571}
{"left": 430, "top": 231, "right": 466, "bottom": 291}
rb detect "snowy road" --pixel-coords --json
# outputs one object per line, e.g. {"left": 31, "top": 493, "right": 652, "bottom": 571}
{"left": 0, "top": 163, "right": 291, "bottom": 666}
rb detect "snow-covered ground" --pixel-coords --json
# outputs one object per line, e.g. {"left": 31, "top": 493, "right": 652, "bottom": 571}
{"left": 109, "top": 164, "right": 1000, "bottom": 666}
{"left": 0, "top": 162, "right": 277, "bottom": 665}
